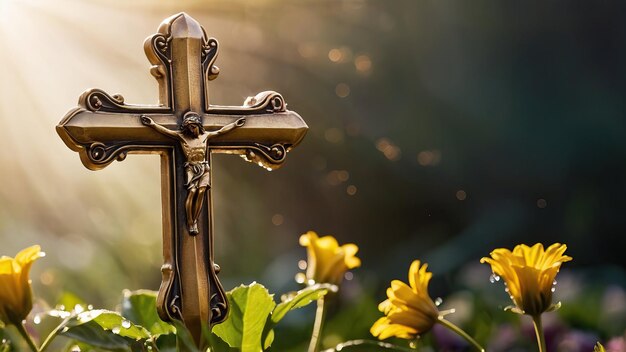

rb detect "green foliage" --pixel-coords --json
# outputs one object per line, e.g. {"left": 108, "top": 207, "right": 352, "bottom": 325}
{"left": 57, "top": 291, "right": 177, "bottom": 352}
{"left": 121, "top": 290, "right": 176, "bottom": 337}
{"left": 0, "top": 338, "right": 8, "bottom": 352}
{"left": 61, "top": 310, "right": 151, "bottom": 350}
{"left": 211, "top": 283, "right": 276, "bottom": 351}
{"left": 271, "top": 284, "right": 336, "bottom": 325}
{"left": 211, "top": 282, "right": 332, "bottom": 351}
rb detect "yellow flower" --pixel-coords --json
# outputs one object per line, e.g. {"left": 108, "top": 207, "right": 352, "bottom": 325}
{"left": 370, "top": 260, "right": 439, "bottom": 340}
{"left": 0, "top": 245, "right": 43, "bottom": 325}
{"left": 480, "top": 243, "right": 572, "bottom": 317}
{"left": 299, "top": 231, "right": 360, "bottom": 285}
{"left": 594, "top": 342, "right": 606, "bottom": 352}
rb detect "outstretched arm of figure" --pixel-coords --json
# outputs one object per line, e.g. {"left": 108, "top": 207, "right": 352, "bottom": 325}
{"left": 208, "top": 117, "right": 245, "bottom": 137}
{"left": 140, "top": 115, "right": 181, "bottom": 140}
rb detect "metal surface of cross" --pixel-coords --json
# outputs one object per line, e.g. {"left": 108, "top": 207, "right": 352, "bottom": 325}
{"left": 57, "top": 13, "right": 307, "bottom": 344}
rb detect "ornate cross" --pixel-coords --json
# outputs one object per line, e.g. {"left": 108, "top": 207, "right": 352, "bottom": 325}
{"left": 57, "top": 13, "right": 307, "bottom": 344}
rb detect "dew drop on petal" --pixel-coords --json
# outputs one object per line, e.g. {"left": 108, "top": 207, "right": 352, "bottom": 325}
{"left": 112, "top": 327, "right": 121, "bottom": 334}
{"left": 121, "top": 320, "right": 131, "bottom": 329}
{"left": 551, "top": 287, "right": 556, "bottom": 292}
{"left": 435, "top": 297, "right": 443, "bottom": 306}
{"left": 489, "top": 273, "right": 500, "bottom": 283}
{"left": 553, "top": 280, "right": 557, "bottom": 285}
{"left": 295, "top": 273, "right": 306, "bottom": 284}
{"left": 33, "top": 315, "right": 41, "bottom": 325}
{"left": 62, "top": 327, "right": 69, "bottom": 333}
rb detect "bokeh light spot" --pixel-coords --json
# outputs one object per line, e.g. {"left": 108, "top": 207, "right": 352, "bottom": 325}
{"left": 417, "top": 150, "right": 442, "bottom": 166}
{"left": 271, "top": 213, "right": 284, "bottom": 226}
{"left": 537, "top": 199, "right": 547, "bottom": 208}
{"left": 298, "top": 43, "right": 316, "bottom": 58}
{"left": 456, "top": 190, "right": 467, "bottom": 201}
{"left": 335, "top": 83, "right": 350, "bottom": 98}
{"left": 40, "top": 270, "right": 55, "bottom": 285}
{"left": 354, "top": 54, "right": 372, "bottom": 74}
{"left": 346, "top": 185, "right": 357, "bottom": 196}
{"left": 326, "top": 170, "right": 350, "bottom": 186}
{"left": 328, "top": 48, "right": 343, "bottom": 62}
{"left": 376, "top": 138, "right": 401, "bottom": 161}
{"left": 324, "top": 127, "right": 344, "bottom": 143}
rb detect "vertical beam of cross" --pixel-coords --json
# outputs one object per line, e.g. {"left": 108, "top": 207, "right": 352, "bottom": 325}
{"left": 57, "top": 13, "right": 307, "bottom": 346}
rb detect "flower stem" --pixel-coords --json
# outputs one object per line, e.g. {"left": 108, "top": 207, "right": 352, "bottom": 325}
{"left": 532, "top": 315, "right": 547, "bottom": 352}
{"left": 308, "top": 296, "right": 327, "bottom": 352}
{"left": 15, "top": 322, "right": 39, "bottom": 352}
{"left": 437, "top": 317, "right": 485, "bottom": 352}
{"left": 321, "top": 339, "right": 416, "bottom": 352}
{"left": 39, "top": 317, "right": 71, "bottom": 352}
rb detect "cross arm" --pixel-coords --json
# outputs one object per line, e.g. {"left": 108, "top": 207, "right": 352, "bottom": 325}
{"left": 57, "top": 90, "right": 308, "bottom": 171}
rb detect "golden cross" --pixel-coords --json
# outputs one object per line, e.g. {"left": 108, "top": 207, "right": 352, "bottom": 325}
{"left": 57, "top": 13, "right": 307, "bottom": 345}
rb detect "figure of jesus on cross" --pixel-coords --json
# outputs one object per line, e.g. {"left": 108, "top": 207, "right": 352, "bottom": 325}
{"left": 140, "top": 113, "right": 245, "bottom": 234}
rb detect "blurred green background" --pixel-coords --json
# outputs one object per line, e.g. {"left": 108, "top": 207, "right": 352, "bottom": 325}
{"left": 1, "top": 1, "right": 626, "bottom": 350}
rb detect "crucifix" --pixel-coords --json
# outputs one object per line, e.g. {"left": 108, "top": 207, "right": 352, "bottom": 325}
{"left": 57, "top": 13, "right": 307, "bottom": 345}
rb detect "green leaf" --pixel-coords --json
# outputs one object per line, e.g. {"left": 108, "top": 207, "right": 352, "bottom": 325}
{"left": 155, "top": 333, "right": 178, "bottom": 352}
{"left": 61, "top": 309, "right": 151, "bottom": 350}
{"left": 262, "top": 329, "right": 274, "bottom": 351}
{"left": 0, "top": 338, "right": 9, "bottom": 352}
{"left": 171, "top": 320, "right": 200, "bottom": 352}
{"left": 271, "top": 283, "right": 336, "bottom": 324}
{"left": 121, "top": 289, "right": 176, "bottom": 337}
{"left": 212, "top": 282, "right": 276, "bottom": 351}
{"left": 64, "top": 341, "right": 113, "bottom": 352}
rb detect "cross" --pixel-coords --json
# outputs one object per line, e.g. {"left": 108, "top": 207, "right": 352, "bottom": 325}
{"left": 56, "top": 13, "right": 307, "bottom": 345}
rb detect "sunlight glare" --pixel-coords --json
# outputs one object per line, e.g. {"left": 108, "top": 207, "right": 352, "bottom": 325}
{"left": 0, "top": 0, "right": 16, "bottom": 23}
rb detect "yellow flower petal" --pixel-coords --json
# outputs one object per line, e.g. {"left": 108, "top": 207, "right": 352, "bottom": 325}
{"left": 371, "top": 317, "right": 418, "bottom": 340}
{"left": 481, "top": 242, "right": 571, "bottom": 316}
{"left": 371, "top": 260, "right": 439, "bottom": 341}
{"left": 299, "top": 231, "right": 360, "bottom": 285}
{"left": 0, "top": 246, "right": 42, "bottom": 325}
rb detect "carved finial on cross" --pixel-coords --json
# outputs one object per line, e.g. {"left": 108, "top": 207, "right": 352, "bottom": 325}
{"left": 57, "top": 13, "right": 307, "bottom": 346}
